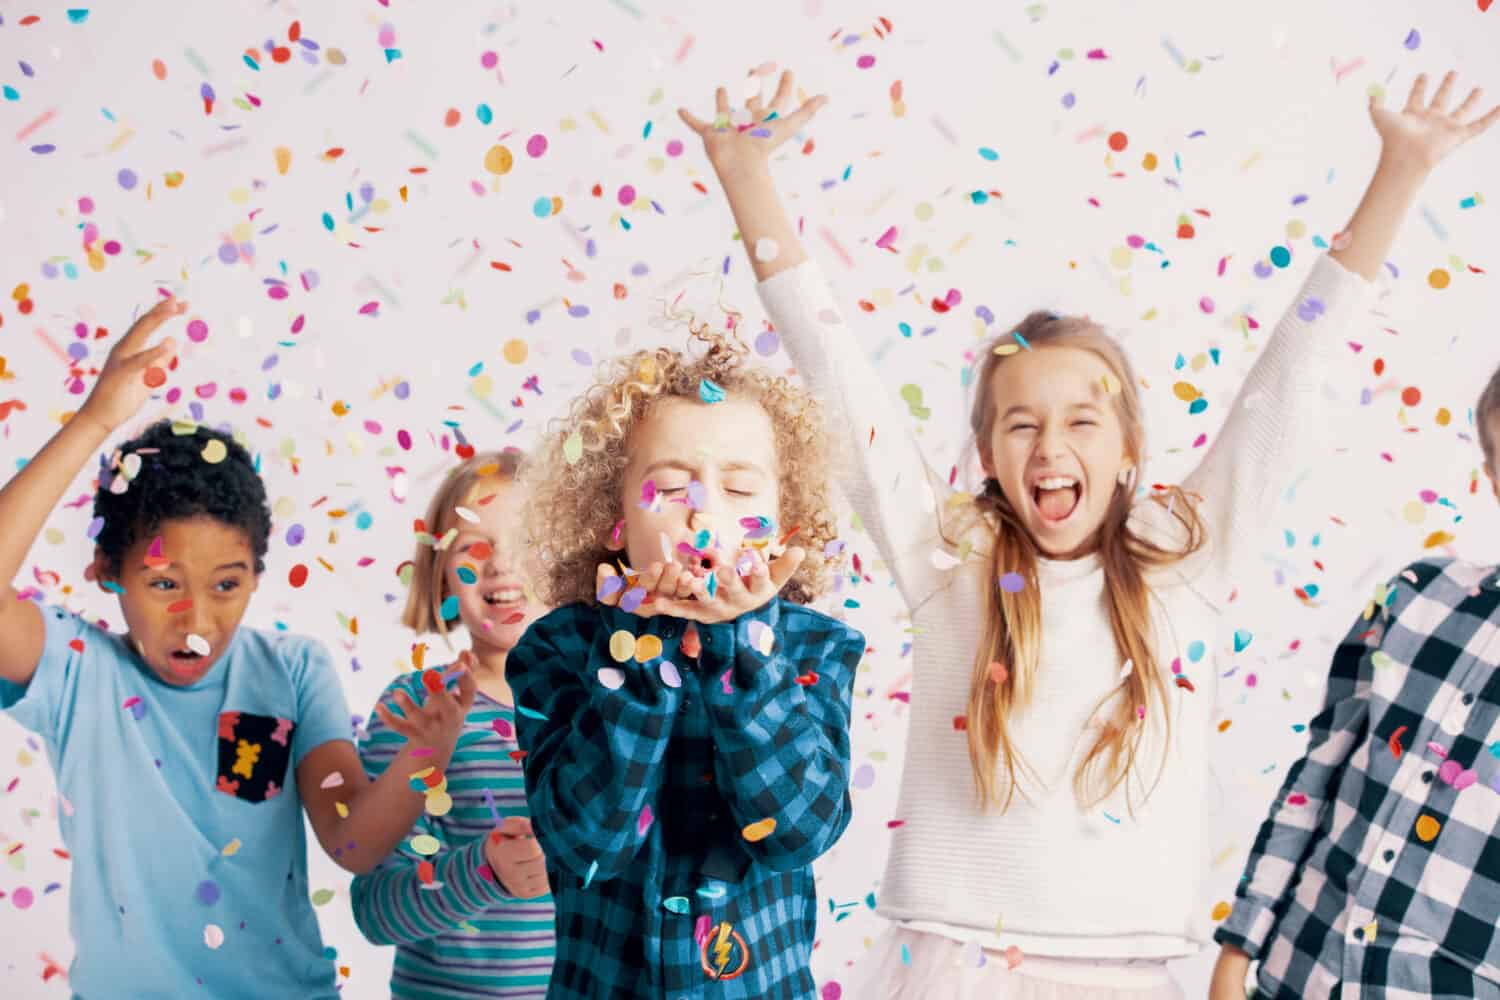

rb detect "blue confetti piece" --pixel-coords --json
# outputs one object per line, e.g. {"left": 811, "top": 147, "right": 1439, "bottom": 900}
{"left": 440, "top": 595, "right": 460, "bottom": 620}
{"left": 583, "top": 860, "right": 598, "bottom": 889}
{"left": 456, "top": 566, "right": 477, "bottom": 585}
{"left": 384, "top": 48, "right": 403, "bottom": 63}
{"left": 1013, "top": 331, "right": 1032, "bottom": 351}
{"left": 477, "top": 103, "right": 492, "bottom": 125}
{"left": 978, "top": 146, "right": 999, "bottom": 161}
{"left": 705, "top": 572, "right": 718, "bottom": 599}
{"left": 1233, "top": 629, "right": 1253, "bottom": 653}
{"left": 695, "top": 883, "right": 727, "bottom": 899}
{"left": 66, "top": 9, "right": 89, "bottom": 23}
{"left": 698, "top": 378, "right": 725, "bottom": 404}
{"left": 515, "top": 703, "right": 549, "bottom": 721}
{"left": 102, "top": 581, "right": 125, "bottom": 594}
{"left": 2, "top": 85, "right": 17, "bottom": 101}
{"left": 321, "top": 212, "right": 334, "bottom": 231}
{"left": 1186, "top": 639, "right": 1206, "bottom": 663}
{"left": 663, "top": 896, "right": 690, "bottom": 914}
{"left": 970, "top": 190, "right": 989, "bottom": 204}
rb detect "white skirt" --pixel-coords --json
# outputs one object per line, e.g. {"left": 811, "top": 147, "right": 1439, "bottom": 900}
{"left": 842, "top": 927, "right": 1186, "bottom": 1000}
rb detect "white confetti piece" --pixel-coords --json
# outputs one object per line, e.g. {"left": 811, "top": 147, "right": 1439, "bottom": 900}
{"left": 204, "top": 924, "right": 224, "bottom": 949}
{"left": 598, "top": 666, "right": 626, "bottom": 690}
{"left": 185, "top": 634, "right": 211, "bottom": 656}
{"left": 319, "top": 771, "right": 345, "bottom": 790}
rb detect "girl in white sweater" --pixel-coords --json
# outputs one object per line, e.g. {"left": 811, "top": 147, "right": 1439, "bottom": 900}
{"left": 679, "top": 68, "right": 1496, "bottom": 999}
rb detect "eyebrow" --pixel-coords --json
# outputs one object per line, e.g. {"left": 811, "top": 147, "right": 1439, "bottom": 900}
{"left": 1001, "top": 401, "right": 1103, "bottom": 420}
{"left": 640, "top": 459, "right": 769, "bottom": 477}
{"left": 145, "top": 561, "right": 252, "bottom": 572}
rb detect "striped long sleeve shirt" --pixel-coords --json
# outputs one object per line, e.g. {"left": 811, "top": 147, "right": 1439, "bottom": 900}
{"left": 352, "top": 671, "right": 556, "bottom": 999}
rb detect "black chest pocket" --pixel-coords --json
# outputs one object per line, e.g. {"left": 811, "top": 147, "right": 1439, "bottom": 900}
{"left": 216, "top": 711, "right": 297, "bottom": 803}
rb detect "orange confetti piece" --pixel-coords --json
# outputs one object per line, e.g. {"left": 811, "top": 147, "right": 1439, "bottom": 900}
{"left": 741, "top": 817, "right": 777, "bottom": 842}
{"left": 1415, "top": 814, "right": 1440, "bottom": 842}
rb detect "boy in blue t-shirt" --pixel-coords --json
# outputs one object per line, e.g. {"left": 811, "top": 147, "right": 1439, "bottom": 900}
{"left": 0, "top": 296, "right": 477, "bottom": 998}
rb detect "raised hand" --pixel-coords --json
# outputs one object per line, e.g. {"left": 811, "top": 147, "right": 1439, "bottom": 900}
{"left": 677, "top": 68, "right": 828, "bottom": 178}
{"left": 1371, "top": 70, "right": 1500, "bottom": 173}
{"left": 595, "top": 546, "right": 807, "bottom": 625}
{"left": 374, "top": 652, "right": 478, "bottom": 762}
{"left": 77, "top": 296, "right": 186, "bottom": 433}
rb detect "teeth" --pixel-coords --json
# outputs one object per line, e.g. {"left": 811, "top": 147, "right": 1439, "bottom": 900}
{"left": 1034, "top": 476, "right": 1078, "bottom": 491}
{"left": 484, "top": 588, "right": 524, "bottom": 605}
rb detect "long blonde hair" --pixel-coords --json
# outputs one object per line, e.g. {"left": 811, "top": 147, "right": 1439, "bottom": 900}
{"left": 401, "top": 449, "right": 524, "bottom": 640}
{"left": 954, "top": 311, "right": 1206, "bottom": 814}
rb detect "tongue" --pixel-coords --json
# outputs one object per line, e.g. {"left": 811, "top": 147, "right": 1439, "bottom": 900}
{"left": 1037, "top": 487, "right": 1079, "bottom": 521}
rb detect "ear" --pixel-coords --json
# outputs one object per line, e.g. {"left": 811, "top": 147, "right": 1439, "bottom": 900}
{"left": 88, "top": 546, "right": 114, "bottom": 591}
{"left": 977, "top": 446, "right": 996, "bottom": 482}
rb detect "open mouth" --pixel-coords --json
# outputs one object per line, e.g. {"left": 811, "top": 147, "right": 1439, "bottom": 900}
{"left": 168, "top": 648, "right": 207, "bottom": 673}
{"left": 482, "top": 586, "right": 526, "bottom": 610}
{"left": 1031, "top": 477, "right": 1082, "bottom": 523}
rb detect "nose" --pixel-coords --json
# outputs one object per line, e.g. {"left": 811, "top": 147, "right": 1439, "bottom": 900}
{"left": 1035, "top": 423, "right": 1068, "bottom": 460}
{"left": 182, "top": 594, "right": 212, "bottom": 638}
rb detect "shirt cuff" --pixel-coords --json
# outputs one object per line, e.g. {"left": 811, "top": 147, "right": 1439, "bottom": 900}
{"left": 1213, "top": 893, "right": 1280, "bottom": 961}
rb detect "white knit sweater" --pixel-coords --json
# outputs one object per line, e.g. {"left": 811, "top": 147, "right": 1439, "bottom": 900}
{"left": 757, "top": 255, "right": 1374, "bottom": 959}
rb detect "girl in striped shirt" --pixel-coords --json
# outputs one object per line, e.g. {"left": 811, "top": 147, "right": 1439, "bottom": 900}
{"left": 352, "top": 450, "right": 556, "bottom": 998}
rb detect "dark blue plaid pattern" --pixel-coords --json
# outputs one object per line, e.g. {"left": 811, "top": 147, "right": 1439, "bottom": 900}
{"left": 506, "top": 596, "right": 864, "bottom": 999}
{"left": 1217, "top": 558, "right": 1500, "bottom": 999}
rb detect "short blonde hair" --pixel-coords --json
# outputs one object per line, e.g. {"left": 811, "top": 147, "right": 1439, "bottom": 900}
{"left": 401, "top": 449, "right": 524, "bottom": 637}
{"left": 523, "top": 327, "right": 840, "bottom": 608}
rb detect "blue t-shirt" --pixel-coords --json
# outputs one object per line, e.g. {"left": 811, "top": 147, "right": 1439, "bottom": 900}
{"left": 0, "top": 604, "right": 353, "bottom": 999}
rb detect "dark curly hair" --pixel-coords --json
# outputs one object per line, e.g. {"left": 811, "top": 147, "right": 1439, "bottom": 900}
{"left": 92, "top": 419, "right": 272, "bottom": 578}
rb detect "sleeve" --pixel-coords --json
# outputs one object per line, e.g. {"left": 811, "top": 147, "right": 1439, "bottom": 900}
{"left": 507, "top": 606, "right": 681, "bottom": 883}
{"left": 350, "top": 678, "right": 515, "bottom": 946}
{"left": 289, "top": 637, "right": 354, "bottom": 768}
{"left": 1, "top": 604, "right": 96, "bottom": 744}
{"left": 1213, "top": 565, "right": 1396, "bottom": 958}
{"left": 756, "top": 260, "right": 953, "bottom": 612}
{"left": 696, "top": 603, "right": 863, "bottom": 872}
{"left": 1164, "top": 254, "right": 1376, "bottom": 605}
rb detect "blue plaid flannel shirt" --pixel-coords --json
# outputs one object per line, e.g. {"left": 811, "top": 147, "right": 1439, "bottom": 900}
{"left": 506, "top": 596, "right": 864, "bottom": 999}
{"left": 1216, "top": 558, "right": 1500, "bottom": 999}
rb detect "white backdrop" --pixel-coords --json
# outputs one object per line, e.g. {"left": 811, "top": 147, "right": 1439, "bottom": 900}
{"left": 2, "top": 1, "right": 1498, "bottom": 996}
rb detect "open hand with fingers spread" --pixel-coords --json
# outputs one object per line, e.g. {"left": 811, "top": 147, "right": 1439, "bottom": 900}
{"left": 595, "top": 544, "right": 807, "bottom": 626}
{"left": 77, "top": 295, "right": 186, "bottom": 434}
{"left": 1370, "top": 69, "right": 1500, "bottom": 174}
{"left": 374, "top": 651, "right": 478, "bottom": 767}
{"left": 677, "top": 68, "right": 828, "bottom": 179}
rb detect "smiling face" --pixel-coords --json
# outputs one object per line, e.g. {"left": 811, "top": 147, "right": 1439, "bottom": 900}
{"left": 614, "top": 395, "right": 781, "bottom": 576}
{"left": 981, "top": 345, "right": 1134, "bottom": 558}
{"left": 440, "top": 479, "right": 545, "bottom": 653}
{"left": 94, "top": 515, "right": 260, "bottom": 685}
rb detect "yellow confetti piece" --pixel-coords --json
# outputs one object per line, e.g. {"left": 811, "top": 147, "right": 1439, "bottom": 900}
{"left": 634, "top": 634, "right": 663, "bottom": 663}
{"left": 1171, "top": 381, "right": 1201, "bottom": 402}
{"left": 411, "top": 834, "right": 442, "bottom": 856}
{"left": 608, "top": 630, "right": 637, "bottom": 663}
{"left": 741, "top": 817, "right": 777, "bottom": 842}
{"left": 1415, "top": 814, "right": 1440, "bottom": 842}
{"left": 201, "top": 438, "right": 228, "bottom": 464}
{"left": 484, "top": 145, "right": 514, "bottom": 175}
{"left": 222, "top": 839, "right": 242, "bottom": 857}
{"left": 311, "top": 888, "right": 335, "bottom": 906}
{"left": 1210, "top": 901, "right": 1231, "bottom": 921}
{"left": 1428, "top": 268, "right": 1450, "bottom": 289}
{"left": 335, "top": 801, "right": 349, "bottom": 819}
{"left": 425, "top": 791, "right": 453, "bottom": 817}
{"left": 503, "top": 339, "right": 528, "bottom": 364}
{"left": 1422, "top": 531, "right": 1456, "bottom": 549}
{"left": 274, "top": 146, "right": 291, "bottom": 175}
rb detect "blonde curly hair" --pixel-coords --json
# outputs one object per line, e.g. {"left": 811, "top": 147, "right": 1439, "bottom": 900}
{"left": 523, "top": 324, "right": 841, "bottom": 608}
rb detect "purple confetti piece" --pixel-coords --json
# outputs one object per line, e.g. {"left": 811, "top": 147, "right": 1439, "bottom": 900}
{"left": 620, "top": 586, "right": 647, "bottom": 614}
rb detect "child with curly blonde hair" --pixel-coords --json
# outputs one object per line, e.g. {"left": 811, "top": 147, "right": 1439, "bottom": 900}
{"left": 506, "top": 327, "right": 866, "bottom": 999}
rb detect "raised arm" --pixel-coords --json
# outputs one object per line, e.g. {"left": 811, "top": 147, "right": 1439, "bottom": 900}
{"left": 1174, "top": 71, "right": 1497, "bottom": 600}
{"left": 0, "top": 297, "right": 184, "bottom": 687}
{"left": 696, "top": 604, "right": 862, "bottom": 871}
{"left": 507, "top": 607, "right": 679, "bottom": 884}
{"left": 681, "top": 71, "right": 953, "bottom": 611}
